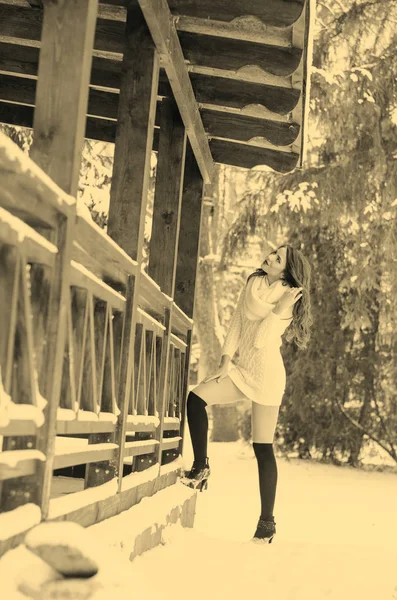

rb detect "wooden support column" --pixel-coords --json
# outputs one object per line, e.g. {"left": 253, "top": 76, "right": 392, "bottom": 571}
{"left": 174, "top": 142, "right": 205, "bottom": 319}
{"left": 17, "top": 0, "right": 98, "bottom": 518}
{"left": 101, "top": 3, "right": 159, "bottom": 492}
{"left": 148, "top": 98, "right": 186, "bottom": 296}
{"left": 148, "top": 98, "right": 187, "bottom": 466}
{"left": 106, "top": 3, "right": 159, "bottom": 260}
{"left": 174, "top": 142, "right": 204, "bottom": 457}
{"left": 30, "top": 0, "right": 98, "bottom": 197}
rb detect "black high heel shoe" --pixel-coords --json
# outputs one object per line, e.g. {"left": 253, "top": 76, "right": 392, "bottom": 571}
{"left": 252, "top": 517, "right": 276, "bottom": 543}
{"left": 180, "top": 459, "right": 210, "bottom": 492}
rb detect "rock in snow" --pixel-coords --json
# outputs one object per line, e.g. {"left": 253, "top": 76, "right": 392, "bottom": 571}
{"left": 25, "top": 522, "right": 100, "bottom": 578}
{"left": 0, "top": 544, "right": 62, "bottom": 600}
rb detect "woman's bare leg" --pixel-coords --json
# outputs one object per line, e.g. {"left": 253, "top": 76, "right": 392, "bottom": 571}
{"left": 192, "top": 375, "right": 246, "bottom": 406}
{"left": 251, "top": 403, "right": 279, "bottom": 443}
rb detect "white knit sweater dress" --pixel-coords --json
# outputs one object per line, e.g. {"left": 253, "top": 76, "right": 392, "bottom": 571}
{"left": 221, "top": 276, "right": 293, "bottom": 406}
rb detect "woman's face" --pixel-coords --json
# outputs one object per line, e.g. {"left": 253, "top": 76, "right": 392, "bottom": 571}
{"left": 261, "top": 247, "right": 287, "bottom": 280}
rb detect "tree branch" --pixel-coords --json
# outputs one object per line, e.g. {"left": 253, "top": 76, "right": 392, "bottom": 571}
{"left": 334, "top": 398, "right": 397, "bottom": 463}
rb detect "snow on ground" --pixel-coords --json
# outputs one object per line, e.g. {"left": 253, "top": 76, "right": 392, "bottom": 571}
{"left": 124, "top": 441, "right": 397, "bottom": 600}
{"left": 2, "top": 441, "right": 396, "bottom": 599}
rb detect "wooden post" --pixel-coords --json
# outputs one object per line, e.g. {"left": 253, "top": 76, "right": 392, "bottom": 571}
{"left": 147, "top": 97, "right": 187, "bottom": 468}
{"left": 148, "top": 98, "right": 186, "bottom": 295}
{"left": 175, "top": 142, "right": 205, "bottom": 319}
{"left": 30, "top": 0, "right": 98, "bottom": 197}
{"left": 106, "top": 4, "right": 159, "bottom": 260}
{"left": 174, "top": 142, "right": 204, "bottom": 457}
{"left": 103, "top": 2, "right": 160, "bottom": 492}
{"left": 28, "top": 0, "right": 98, "bottom": 518}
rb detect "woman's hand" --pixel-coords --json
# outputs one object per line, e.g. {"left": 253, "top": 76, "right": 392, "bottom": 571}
{"left": 202, "top": 364, "right": 229, "bottom": 384}
{"left": 273, "top": 287, "right": 303, "bottom": 315}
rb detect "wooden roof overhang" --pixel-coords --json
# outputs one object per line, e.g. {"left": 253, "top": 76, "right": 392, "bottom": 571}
{"left": 0, "top": 0, "right": 314, "bottom": 183}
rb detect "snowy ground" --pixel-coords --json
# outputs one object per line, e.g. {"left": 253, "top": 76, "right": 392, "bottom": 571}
{"left": 2, "top": 440, "right": 397, "bottom": 600}
{"left": 125, "top": 440, "right": 397, "bottom": 600}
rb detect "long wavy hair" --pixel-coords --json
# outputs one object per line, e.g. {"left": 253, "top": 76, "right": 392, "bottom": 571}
{"left": 247, "top": 245, "right": 313, "bottom": 348}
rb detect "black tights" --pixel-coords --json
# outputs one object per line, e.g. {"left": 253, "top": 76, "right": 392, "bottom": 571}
{"left": 186, "top": 391, "right": 208, "bottom": 466}
{"left": 253, "top": 442, "right": 278, "bottom": 520}
{"left": 186, "top": 391, "right": 278, "bottom": 518}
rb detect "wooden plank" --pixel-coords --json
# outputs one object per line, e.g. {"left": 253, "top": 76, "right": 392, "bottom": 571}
{"left": 210, "top": 138, "right": 299, "bottom": 172}
{"left": 0, "top": 74, "right": 121, "bottom": 130}
{"left": 138, "top": 0, "right": 214, "bottom": 184}
{"left": 189, "top": 72, "right": 300, "bottom": 115}
{"left": 178, "top": 327, "right": 192, "bottom": 455}
{"left": 175, "top": 15, "right": 292, "bottom": 46}
{"left": 53, "top": 443, "right": 118, "bottom": 470}
{"left": 110, "top": 272, "right": 134, "bottom": 489}
{"left": 0, "top": 4, "right": 127, "bottom": 55}
{"left": 133, "top": 322, "right": 145, "bottom": 416}
{"left": 70, "top": 261, "right": 126, "bottom": 312}
{"left": 29, "top": 0, "right": 98, "bottom": 197}
{"left": 171, "top": 302, "right": 193, "bottom": 337}
{"left": 0, "top": 131, "right": 74, "bottom": 229}
{"left": 0, "top": 452, "right": 39, "bottom": 481}
{"left": 136, "top": 308, "right": 165, "bottom": 338}
{"left": 201, "top": 108, "right": 300, "bottom": 147}
{"left": 154, "top": 306, "right": 173, "bottom": 466}
{"left": 106, "top": 3, "right": 159, "bottom": 262}
{"left": 84, "top": 431, "right": 116, "bottom": 489}
{"left": 170, "top": 333, "right": 187, "bottom": 352}
{"left": 56, "top": 419, "right": 116, "bottom": 435}
{"left": 75, "top": 216, "right": 134, "bottom": 283}
{"left": 178, "top": 30, "right": 302, "bottom": 77}
{"left": 123, "top": 439, "right": 158, "bottom": 457}
{"left": 138, "top": 270, "right": 172, "bottom": 319}
{"left": 0, "top": 99, "right": 161, "bottom": 152}
{"left": 161, "top": 437, "right": 182, "bottom": 451}
{"left": 167, "top": 0, "right": 305, "bottom": 28}
{"left": 174, "top": 141, "right": 204, "bottom": 318}
{"left": 0, "top": 419, "right": 37, "bottom": 436}
{"left": 0, "top": 41, "right": 122, "bottom": 90}
{"left": 148, "top": 98, "right": 186, "bottom": 296}
{"left": 0, "top": 207, "right": 57, "bottom": 266}
{"left": 0, "top": 69, "right": 298, "bottom": 126}
{"left": 125, "top": 416, "right": 156, "bottom": 433}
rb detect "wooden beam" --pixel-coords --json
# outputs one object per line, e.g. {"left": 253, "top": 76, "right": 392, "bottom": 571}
{"left": 167, "top": 0, "right": 305, "bottom": 28}
{"left": 148, "top": 98, "right": 186, "bottom": 296}
{"left": 201, "top": 109, "right": 300, "bottom": 147}
{"left": 0, "top": 100, "right": 158, "bottom": 150}
{"left": 0, "top": 74, "right": 120, "bottom": 121}
{"left": 210, "top": 138, "right": 299, "bottom": 172}
{"left": 30, "top": 0, "right": 98, "bottom": 196}
{"left": 178, "top": 30, "right": 302, "bottom": 78}
{"left": 0, "top": 4, "right": 127, "bottom": 54}
{"left": 175, "top": 15, "right": 292, "bottom": 46}
{"left": 107, "top": 4, "right": 159, "bottom": 261}
{"left": 189, "top": 72, "right": 300, "bottom": 115}
{"left": 174, "top": 141, "right": 204, "bottom": 318}
{"left": 137, "top": 0, "right": 214, "bottom": 184}
{"left": 0, "top": 65, "right": 298, "bottom": 121}
{"left": 0, "top": 41, "right": 123, "bottom": 90}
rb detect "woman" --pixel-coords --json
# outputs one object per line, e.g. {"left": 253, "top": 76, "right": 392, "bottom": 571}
{"left": 181, "top": 245, "right": 312, "bottom": 543}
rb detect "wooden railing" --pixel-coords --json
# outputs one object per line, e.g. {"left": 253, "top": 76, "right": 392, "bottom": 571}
{"left": 0, "top": 131, "right": 193, "bottom": 549}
